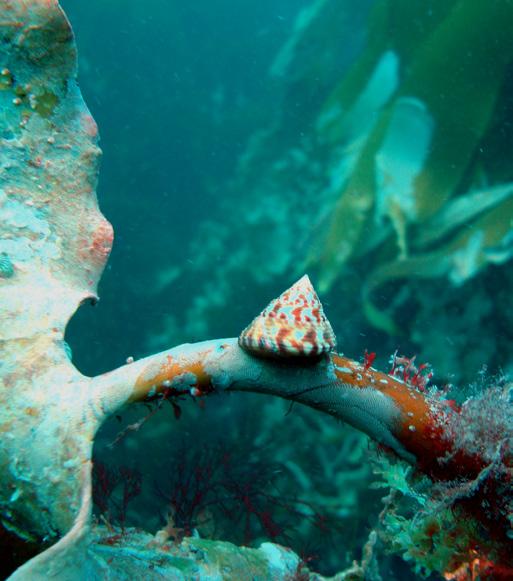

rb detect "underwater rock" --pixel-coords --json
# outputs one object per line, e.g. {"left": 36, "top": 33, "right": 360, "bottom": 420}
{"left": 12, "top": 524, "right": 305, "bottom": 581}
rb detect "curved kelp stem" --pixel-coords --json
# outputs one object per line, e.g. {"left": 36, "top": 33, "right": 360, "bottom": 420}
{"left": 92, "top": 277, "right": 458, "bottom": 474}
{"left": 95, "top": 337, "right": 468, "bottom": 479}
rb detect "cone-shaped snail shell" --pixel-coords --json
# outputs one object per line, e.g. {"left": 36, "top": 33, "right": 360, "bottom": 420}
{"left": 238, "top": 275, "right": 337, "bottom": 359}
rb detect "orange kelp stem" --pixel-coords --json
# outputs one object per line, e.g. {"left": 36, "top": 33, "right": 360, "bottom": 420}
{"left": 129, "top": 350, "right": 218, "bottom": 402}
{"left": 330, "top": 353, "right": 484, "bottom": 480}
{"left": 98, "top": 339, "right": 481, "bottom": 481}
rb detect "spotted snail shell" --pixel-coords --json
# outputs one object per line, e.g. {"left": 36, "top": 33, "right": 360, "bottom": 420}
{"left": 238, "top": 275, "right": 337, "bottom": 359}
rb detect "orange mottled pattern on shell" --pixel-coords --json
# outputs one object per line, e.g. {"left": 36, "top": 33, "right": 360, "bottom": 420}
{"left": 239, "top": 275, "right": 336, "bottom": 358}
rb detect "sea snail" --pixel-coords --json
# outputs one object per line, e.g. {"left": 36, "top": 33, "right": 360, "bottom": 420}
{"left": 238, "top": 275, "right": 337, "bottom": 359}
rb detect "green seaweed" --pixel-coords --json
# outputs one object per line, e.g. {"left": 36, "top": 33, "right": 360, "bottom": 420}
{"left": 311, "top": 108, "right": 393, "bottom": 292}
{"left": 310, "top": 0, "right": 513, "bottom": 333}
{"left": 363, "top": 195, "right": 513, "bottom": 333}
{"left": 400, "top": 0, "right": 513, "bottom": 219}
{"left": 34, "top": 90, "right": 59, "bottom": 118}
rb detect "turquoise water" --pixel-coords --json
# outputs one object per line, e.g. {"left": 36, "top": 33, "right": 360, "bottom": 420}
{"left": 62, "top": 0, "right": 314, "bottom": 373}
{"left": 56, "top": 1, "right": 513, "bottom": 578}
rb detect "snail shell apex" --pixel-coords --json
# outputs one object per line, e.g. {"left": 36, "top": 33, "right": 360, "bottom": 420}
{"left": 238, "top": 275, "right": 337, "bottom": 359}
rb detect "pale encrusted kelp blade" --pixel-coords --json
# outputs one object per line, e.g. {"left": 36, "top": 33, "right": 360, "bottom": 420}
{"left": 0, "top": 0, "right": 112, "bottom": 344}
{"left": 0, "top": 0, "right": 111, "bottom": 545}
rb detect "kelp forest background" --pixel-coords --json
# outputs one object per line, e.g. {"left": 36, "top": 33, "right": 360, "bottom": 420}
{"left": 61, "top": 1, "right": 513, "bottom": 577}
